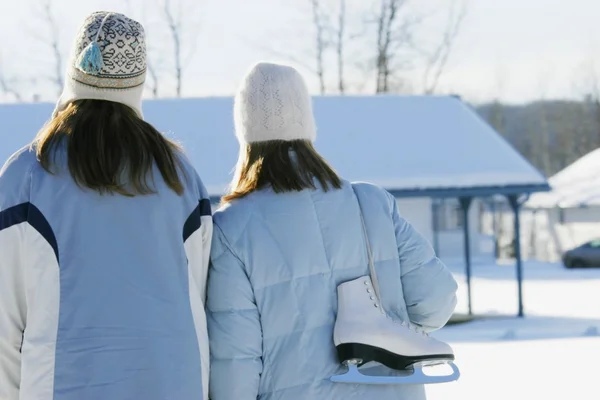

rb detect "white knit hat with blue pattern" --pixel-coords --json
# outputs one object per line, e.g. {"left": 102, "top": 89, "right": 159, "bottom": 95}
{"left": 52, "top": 11, "right": 146, "bottom": 118}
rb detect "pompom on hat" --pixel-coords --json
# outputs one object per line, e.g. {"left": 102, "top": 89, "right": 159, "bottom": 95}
{"left": 52, "top": 11, "right": 147, "bottom": 119}
{"left": 234, "top": 62, "right": 317, "bottom": 144}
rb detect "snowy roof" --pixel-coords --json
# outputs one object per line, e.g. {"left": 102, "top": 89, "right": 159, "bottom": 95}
{"left": 526, "top": 148, "right": 600, "bottom": 208}
{"left": 0, "top": 96, "right": 548, "bottom": 197}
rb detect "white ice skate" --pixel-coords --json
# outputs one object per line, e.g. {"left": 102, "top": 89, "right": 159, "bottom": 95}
{"left": 331, "top": 276, "right": 460, "bottom": 385}
{"left": 330, "top": 187, "right": 460, "bottom": 385}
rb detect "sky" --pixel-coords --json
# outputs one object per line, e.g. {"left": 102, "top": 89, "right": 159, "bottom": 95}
{"left": 0, "top": 0, "right": 599, "bottom": 105}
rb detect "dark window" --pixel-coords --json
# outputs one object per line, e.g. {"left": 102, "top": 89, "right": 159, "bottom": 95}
{"left": 589, "top": 240, "right": 600, "bottom": 248}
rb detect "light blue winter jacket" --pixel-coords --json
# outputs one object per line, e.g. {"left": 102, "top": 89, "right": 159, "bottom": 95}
{"left": 0, "top": 145, "right": 212, "bottom": 400}
{"left": 207, "top": 179, "right": 458, "bottom": 400}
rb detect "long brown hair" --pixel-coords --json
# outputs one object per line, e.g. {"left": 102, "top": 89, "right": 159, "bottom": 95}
{"left": 223, "top": 139, "right": 342, "bottom": 202}
{"left": 35, "top": 99, "right": 186, "bottom": 196}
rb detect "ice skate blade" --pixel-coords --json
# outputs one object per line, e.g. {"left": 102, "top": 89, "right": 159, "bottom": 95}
{"left": 330, "top": 362, "right": 460, "bottom": 385}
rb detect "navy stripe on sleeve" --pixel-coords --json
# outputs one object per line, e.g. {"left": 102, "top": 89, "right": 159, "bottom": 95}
{"left": 0, "top": 202, "right": 59, "bottom": 262}
{"left": 199, "top": 198, "right": 211, "bottom": 217}
{"left": 183, "top": 199, "right": 212, "bottom": 242}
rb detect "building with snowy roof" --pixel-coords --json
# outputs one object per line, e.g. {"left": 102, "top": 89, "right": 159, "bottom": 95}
{"left": 522, "top": 148, "right": 600, "bottom": 262}
{"left": 0, "top": 95, "right": 549, "bottom": 316}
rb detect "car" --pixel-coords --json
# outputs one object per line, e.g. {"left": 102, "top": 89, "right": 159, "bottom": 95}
{"left": 562, "top": 239, "right": 600, "bottom": 268}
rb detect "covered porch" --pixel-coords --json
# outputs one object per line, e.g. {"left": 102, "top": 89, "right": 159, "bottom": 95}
{"left": 390, "top": 184, "right": 549, "bottom": 318}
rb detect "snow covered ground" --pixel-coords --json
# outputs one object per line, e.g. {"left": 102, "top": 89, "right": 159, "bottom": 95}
{"left": 426, "top": 260, "right": 600, "bottom": 400}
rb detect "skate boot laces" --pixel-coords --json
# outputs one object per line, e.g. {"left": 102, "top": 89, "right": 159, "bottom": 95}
{"left": 364, "top": 279, "right": 429, "bottom": 337}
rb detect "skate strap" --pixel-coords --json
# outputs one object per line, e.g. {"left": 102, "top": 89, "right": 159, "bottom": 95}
{"left": 351, "top": 184, "right": 384, "bottom": 313}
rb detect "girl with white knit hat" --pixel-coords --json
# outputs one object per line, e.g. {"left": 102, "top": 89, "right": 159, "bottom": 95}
{"left": 0, "top": 12, "right": 211, "bottom": 400}
{"left": 206, "top": 62, "right": 458, "bottom": 400}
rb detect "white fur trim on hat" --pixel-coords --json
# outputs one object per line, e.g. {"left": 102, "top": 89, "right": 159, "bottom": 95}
{"left": 234, "top": 62, "right": 316, "bottom": 143}
{"left": 52, "top": 11, "right": 146, "bottom": 119}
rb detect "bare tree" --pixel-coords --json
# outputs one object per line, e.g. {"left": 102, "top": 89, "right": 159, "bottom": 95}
{"left": 488, "top": 99, "right": 505, "bottom": 133}
{"left": 336, "top": 0, "right": 346, "bottom": 93}
{"left": 376, "top": 0, "right": 399, "bottom": 93}
{"left": 584, "top": 62, "right": 600, "bottom": 146}
{"left": 0, "top": 79, "right": 21, "bottom": 101}
{"left": 126, "top": 0, "right": 163, "bottom": 98}
{"left": 569, "top": 58, "right": 600, "bottom": 156}
{"left": 161, "top": 0, "right": 201, "bottom": 97}
{"left": 146, "top": 62, "right": 161, "bottom": 98}
{"left": 163, "top": 0, "right": 183, "bottom": 97}
{"left": 310, "top": 0, "right": 328, "bottom": 94}
{"left": 532, "top": 75, "right": 554, "bottom": 175}
{"left": 536, "top": 101, "right": 552, "bottom": 175}
{"left": 422, "top": 0, "right": 467, "bottom": 94}
{"left": 245, "top": 1, "right": 334, "bottom": 94}
{"left": 29, "top": 0, "right": 64, "bottom": 96}
{"left": 45, "top": 1, "right": 63, "bottom": 94}
{"left": 373, "top": 0, "right": 419, "bottom": 93}
{"left": 256, "top": 0, "right": 465, "bottom": 96}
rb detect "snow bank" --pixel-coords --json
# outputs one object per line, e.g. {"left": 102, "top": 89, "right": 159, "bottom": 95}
{"left": 426, "top": 336, "right": 599, "bottom": 400}
{"left": 426, "top": 259, "right": 600, "bottom": 400}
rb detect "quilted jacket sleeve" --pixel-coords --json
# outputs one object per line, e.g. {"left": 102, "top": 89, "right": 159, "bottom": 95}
{"left": 206, "top": 224, "right": 262, "bottom": 400}
{"left": 390, "top": 196, "right": 458, "bottom": 331}
{"left": 0, "top": 152, "right": 30, "bottom": 399}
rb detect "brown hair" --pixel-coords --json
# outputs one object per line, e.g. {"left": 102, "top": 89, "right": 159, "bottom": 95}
{"left": 35, "top": 99, "right": 186, "bottom": 197}
{"left": 223, "top": 139, "right": 342, "bottom": 202}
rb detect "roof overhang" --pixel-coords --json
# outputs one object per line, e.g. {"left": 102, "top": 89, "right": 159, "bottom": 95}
{"left": 387, "top": 183, "right": 551, "bottom": 199}
{"left": 208, "top": 182, "right": 551, "bottom": 204}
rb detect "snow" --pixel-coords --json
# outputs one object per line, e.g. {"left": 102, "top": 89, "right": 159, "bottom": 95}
{"left": 426, "top": 260, "right": 600, "bottom": 400}
{"left": 0, "top": 96, "right": 547, "bottom": 195}
{"left": 427, "top": 337, "right": 597, "bottom": 400}
{"left": 527, "top": 148, "right": 600, "bottom": 208}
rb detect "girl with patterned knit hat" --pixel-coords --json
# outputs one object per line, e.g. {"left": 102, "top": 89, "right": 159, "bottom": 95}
{"left": 0, "top": 12, "right": 212, "bottom": 400}
{"left": 205, "top": 61, "right": 458, "bottom": 400}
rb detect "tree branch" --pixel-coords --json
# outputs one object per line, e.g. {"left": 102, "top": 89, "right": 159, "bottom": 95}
{"left": 0, "top": 55, "right": 22, "bottom": 101}
{"left": 375, "top": 0, "right": 412, "bottom": 93}
{"left": 160, "top": 0, "right": 201, "bottom": 97}
{"left": 241, "top": 34, "right": 318, "bottom": 74}
{"left": 28, "top": 0, "right": 64, "bottom": 96}
{"left": 336, "top": 0, "right": 346, "bottom": 93}
{"left": 163, "top": 0, "right": 183, "bottom": 97}
{"left": 310, "top": 0, "right": 327, "bottom": 94}
{"left": 422, "top": 0, "right": 467, "bottom": 94}
{"left": 127, "top": 0, "right": 162, "bottom": 98}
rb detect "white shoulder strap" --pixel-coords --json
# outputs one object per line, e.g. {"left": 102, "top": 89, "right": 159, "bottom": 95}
{"left": 351, "top": 184, "right": 385, "bottom": 313}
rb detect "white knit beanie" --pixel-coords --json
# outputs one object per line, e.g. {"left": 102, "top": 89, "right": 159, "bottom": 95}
{"left": 234, "top": 62, "right": 317, "bottom": 143}
{"left": 52, "top": 11, "right": 146, "bottom": 119}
